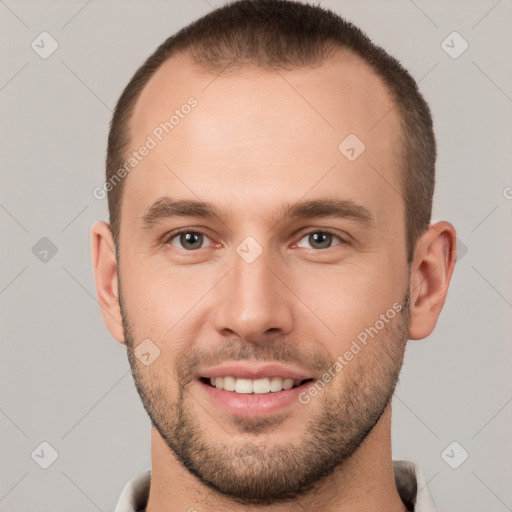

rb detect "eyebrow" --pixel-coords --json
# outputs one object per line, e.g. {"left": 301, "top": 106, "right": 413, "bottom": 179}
{"left": 140, "top": 196, "right": 374, "bottom": 229}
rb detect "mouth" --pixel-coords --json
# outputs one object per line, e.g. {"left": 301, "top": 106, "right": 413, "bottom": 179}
{"left": 195, "top": 363, "right": 317, "bottom": 417}
{"left": 200, "top": 376, "right": 314, "bottom": 394}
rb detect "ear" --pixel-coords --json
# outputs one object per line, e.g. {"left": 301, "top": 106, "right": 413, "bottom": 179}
{"left": 408, "top": 221, "right": 457, "bottom": 340}
{"left": 90, "top": 221, "right": 125, "bottom": 344}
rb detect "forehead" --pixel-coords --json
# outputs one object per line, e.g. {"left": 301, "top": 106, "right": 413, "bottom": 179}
{"left": 131, "top": 49, "right": 399, "bottom": 146}
{"left": 123, "top": 50, "right": 402, "bottom": 230}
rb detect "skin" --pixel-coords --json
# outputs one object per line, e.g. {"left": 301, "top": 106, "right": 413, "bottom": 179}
{"left": 91, "top": 50, "right": 456, "bottom": 511}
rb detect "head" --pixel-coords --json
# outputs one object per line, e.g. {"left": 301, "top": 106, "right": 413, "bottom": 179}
{"left": 92, "top": 0, "right": 456, "bottom": 505}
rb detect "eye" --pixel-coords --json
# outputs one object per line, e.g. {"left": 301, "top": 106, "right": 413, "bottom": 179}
{"left": 166, "top": 230, "right": 211, "bottom": 251}
{"left": 296, "top": 230, "right": 345, "bottom": 250}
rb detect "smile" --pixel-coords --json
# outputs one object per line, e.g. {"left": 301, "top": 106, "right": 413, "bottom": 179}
{"left": 201, "top": 376, "right": 313, "bottom": 394}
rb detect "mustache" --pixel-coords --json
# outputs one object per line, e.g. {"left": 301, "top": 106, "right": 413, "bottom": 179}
{"left": 175, "top": 337, "right": 331, "bottom": 384}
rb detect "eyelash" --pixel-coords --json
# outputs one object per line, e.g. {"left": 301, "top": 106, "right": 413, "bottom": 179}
{"left": 163, "top": 228, "right": 349, "bottom": 252}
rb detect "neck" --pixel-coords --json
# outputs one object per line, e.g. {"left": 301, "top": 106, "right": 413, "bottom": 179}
{"left": 145, "top": 404, "right": 407, "bottom": 512}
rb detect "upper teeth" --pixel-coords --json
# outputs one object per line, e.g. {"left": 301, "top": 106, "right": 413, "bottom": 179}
{"left": 209, "top": 376, "right": 301, "bottom": 394}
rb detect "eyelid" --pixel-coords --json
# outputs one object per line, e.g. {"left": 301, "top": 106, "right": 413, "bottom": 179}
{"left": 162, "top": 227, "right": 212, "bottom": 250}
{"left": 293, "top": 228, "right": 349, "bottom": 249}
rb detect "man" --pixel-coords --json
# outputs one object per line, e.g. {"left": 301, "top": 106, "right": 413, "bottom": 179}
{"left": 91, "top": 1, "right": 457, "bottom": 510}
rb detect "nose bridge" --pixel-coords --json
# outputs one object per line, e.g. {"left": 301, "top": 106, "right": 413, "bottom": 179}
{"left": 213, "top": 239, "right": 293, "bottom": 341}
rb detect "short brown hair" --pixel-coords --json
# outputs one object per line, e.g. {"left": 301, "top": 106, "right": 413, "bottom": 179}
{"left": 106, "top": 0, "right": 436, "bottom": 264}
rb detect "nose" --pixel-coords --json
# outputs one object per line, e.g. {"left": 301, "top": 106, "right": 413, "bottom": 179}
{"left": 212, "top": 246, "right": 294, "bottom": 343}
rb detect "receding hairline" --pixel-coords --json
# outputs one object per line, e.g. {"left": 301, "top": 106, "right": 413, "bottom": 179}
{"left": 126, "top": 45, "right": 402, "bottom": 160}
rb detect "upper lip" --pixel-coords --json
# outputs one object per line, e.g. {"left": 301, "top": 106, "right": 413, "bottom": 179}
{"left": 197, "top": 362, "right": 313, "bottom": 381}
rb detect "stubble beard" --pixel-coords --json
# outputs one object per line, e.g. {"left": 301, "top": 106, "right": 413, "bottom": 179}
{"left": 120, "top": 288, "right": 410, "bottom": 505}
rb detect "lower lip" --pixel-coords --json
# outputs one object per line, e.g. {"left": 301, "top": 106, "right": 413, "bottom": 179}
{"left": 197, "top": 380, "right": 309, "bottom": 417}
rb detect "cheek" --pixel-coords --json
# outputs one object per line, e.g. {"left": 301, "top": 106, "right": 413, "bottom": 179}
{"left": 120, "top": 257, "right": 218, "bottom": 369}
{"left": 121, "top": 256, "right": 201, "bottom": 325}
{"left": 291, "top": 261, "right": 404, "bottom": 347}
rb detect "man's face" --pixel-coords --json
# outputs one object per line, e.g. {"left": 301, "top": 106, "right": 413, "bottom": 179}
{"left": 118, "top": 51, "right": 411, "bottom": 503}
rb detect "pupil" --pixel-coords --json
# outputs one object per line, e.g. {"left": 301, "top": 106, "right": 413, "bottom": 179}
{"left": 311, "top": 232, "right": 331, "bottom": 249}
{"left": 182, "top": 232, "right": 202, "bottom": 249}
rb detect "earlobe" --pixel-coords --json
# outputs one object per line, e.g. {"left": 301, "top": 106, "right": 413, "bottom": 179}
{"left": 90, "top": 221, "right": 125, "bottom": 344}
{"left": 408, "top": 221, "right": 457, "bottom": 340}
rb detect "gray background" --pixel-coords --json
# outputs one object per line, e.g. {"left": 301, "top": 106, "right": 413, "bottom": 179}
{"left": 1, "top": 0, "right": 511, "bottom": 510}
